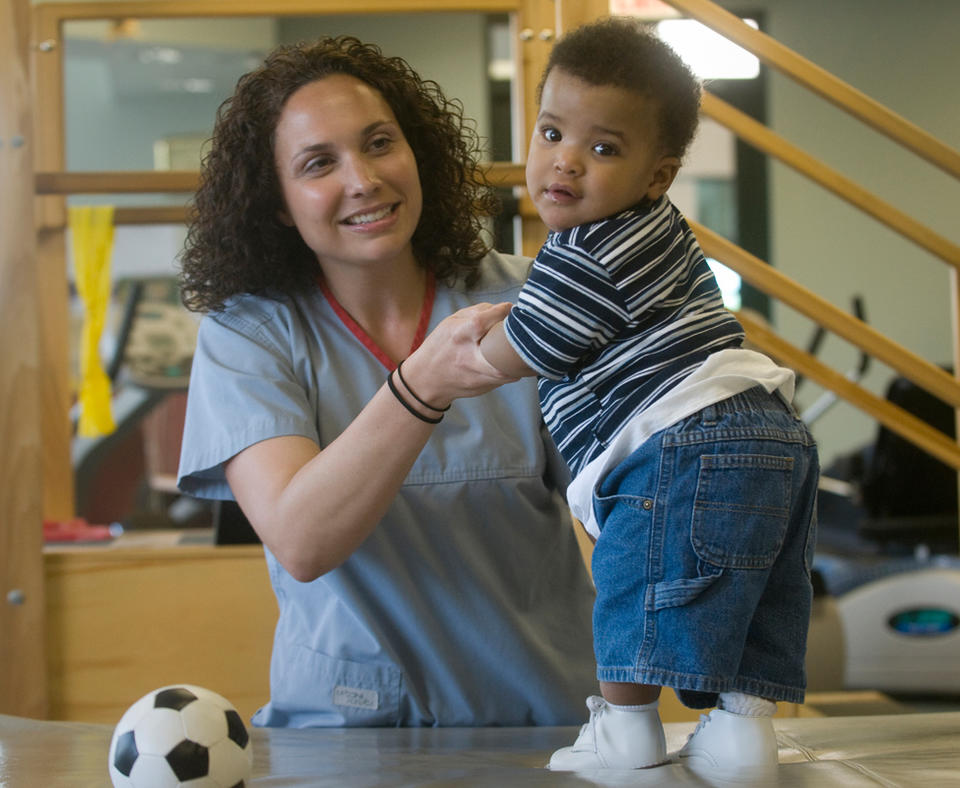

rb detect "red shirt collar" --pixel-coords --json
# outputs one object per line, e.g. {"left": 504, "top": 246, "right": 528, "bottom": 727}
{"left": 317, "top": 271, "right": 435, "bottom": 371}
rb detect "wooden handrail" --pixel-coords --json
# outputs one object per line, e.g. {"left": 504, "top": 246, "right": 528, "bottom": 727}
{"left": 701, "top": 93, "right": 960, "bottom": 272}
{"left": 35, "top": 171, "right": 197, "bottom": 194}
{"left": 34, "top": 162, "right": 526, "bottom": 195}
{"left": 33, "top": 0, "right": 517, "bottom": 22}
{"left": 114, "top": 206, "right": 192, "bottom": 225}
{"left": 738, "top": 310, "right": 960, "bottom": 471}
{"left": 660, "top": 0, "right": 960, "bottom": 180}
{"left": 690, "top": 219, "right": 960, "bottom": 410}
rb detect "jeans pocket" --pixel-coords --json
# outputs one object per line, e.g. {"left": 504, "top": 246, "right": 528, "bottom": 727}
{"left": 691, "top": 453, "right": 793, "bottom": 569}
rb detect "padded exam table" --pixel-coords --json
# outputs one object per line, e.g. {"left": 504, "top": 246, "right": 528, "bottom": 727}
{"left": 1, "top": 711, "right": 957, "bottom": 785}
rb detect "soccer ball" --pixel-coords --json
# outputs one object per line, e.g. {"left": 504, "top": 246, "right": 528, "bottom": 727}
{"left": 108, "top": 684, "right": 253, "bottom": 787}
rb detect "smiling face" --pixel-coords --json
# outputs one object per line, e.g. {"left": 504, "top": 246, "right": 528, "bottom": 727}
{"left": 273, "top": 74, "right": 423, "bottom": 276}
{"left": 525, "top": 68, "right": 680, "bottom": 232}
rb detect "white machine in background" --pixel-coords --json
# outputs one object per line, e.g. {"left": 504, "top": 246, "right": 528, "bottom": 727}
{"left": 798, "top": 296, "right": 960, "bottom": 696}
{"left": 827, "top": 556, "right": 960, "bottom": 693}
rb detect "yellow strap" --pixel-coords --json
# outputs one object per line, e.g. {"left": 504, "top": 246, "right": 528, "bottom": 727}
{"left": 70, "top": 205, "right": 116, "bottom": 437}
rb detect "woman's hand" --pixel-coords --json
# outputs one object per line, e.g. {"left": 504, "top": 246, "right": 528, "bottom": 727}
{"left": 400, "top": 301, "right": 520, "bottom": 408}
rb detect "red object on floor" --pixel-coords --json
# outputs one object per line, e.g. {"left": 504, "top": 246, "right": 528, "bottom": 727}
{"left": 43, "top": 518, "right": 115, "bottom": 543}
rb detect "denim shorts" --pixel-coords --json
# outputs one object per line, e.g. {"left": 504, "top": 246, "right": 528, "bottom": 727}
{"left": 590, "top": 385, "right": 819, "bottom": 707}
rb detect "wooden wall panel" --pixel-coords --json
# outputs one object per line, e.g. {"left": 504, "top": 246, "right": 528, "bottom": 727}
{"left": 0, "top": 0, "right": 48, "bottom": 719}
{"left": 45, "top": 543, "right": 275, "bottom": 724}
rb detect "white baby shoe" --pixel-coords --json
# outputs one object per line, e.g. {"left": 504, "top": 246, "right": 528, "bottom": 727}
{"left": 547, "top": 695, "right": 668, "bottom": 771}
{"left": 677, "top": 708, "right": 778, "bottom": 778}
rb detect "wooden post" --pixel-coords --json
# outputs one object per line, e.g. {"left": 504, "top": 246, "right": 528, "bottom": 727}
{"left": 515, "top": 1, "right": 611, "bottom": 257}
{"left": 516, "top": 0, "right": 557, "bottom": 257}
{"left": 0, "top": 0, "right": 48, "bottom": 718}
{"left": 32, "top": 4, "right": 75, "bottom": 521}
{"left": 515, "top": 0, "right": 610, "bottom": 561}
{"left": 558, "top": 0, "right": 610, "bottom": 32}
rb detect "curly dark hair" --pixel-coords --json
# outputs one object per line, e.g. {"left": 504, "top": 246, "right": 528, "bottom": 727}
{"left": 539, "top": 17, "right": 701, "bottom": 160}
{"left": 180, "top": 36, "right": 498, "bottom": 313}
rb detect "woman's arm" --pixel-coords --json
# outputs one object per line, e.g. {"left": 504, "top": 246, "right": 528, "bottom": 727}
{"left": 225, "top": 301, "right": 515, "bottom": 582}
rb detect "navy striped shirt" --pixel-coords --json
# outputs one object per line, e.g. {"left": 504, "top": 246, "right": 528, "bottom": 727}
{"left": 504, "top": 196, "right": 744, "bottom": 476}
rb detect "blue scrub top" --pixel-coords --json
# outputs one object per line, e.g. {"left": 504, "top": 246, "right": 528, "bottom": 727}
{"left": 178, "top": 251, "right": 597, "bottom": 727}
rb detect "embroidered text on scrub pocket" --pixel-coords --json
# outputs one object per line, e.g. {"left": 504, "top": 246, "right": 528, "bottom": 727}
{"left": 333, "top": 685, "right": 379, "bottom": 710}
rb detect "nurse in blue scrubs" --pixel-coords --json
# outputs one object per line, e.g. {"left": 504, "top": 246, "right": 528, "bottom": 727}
{"left": 177, "top": 36, "right": 597, "bottom": 727}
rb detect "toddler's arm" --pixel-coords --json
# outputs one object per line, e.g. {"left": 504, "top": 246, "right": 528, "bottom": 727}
{"left": 480, "top": 320, "right": 536, "bottom": 379}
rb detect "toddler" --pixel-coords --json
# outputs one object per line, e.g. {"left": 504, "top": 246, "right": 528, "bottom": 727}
{"left": 480, "top": 17, "right": 819, "bottom": 776}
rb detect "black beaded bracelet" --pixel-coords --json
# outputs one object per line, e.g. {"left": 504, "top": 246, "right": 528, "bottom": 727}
{"left": 387, "top": 369, "right": 444, "bottom": 424}
{"left": 396, "top": 359, "right": 451, "bottom": 413}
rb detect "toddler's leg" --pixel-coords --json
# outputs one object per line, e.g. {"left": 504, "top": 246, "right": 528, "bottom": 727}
{"left": 677, "top": 692, "right": 779, "bottom": 778}
{"left": 599, "top": 680, "right": 661, "bottom": 706}
{"left": 547, "top": 683, "right": 667, "bottom": 771}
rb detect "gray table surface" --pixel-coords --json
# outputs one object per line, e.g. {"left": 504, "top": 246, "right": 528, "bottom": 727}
{"left": 2, "top": 710, "right": 958, "bottom": 786}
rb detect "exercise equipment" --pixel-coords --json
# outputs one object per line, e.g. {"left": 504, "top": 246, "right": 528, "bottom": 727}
{"left": 800, "top": 297, "right": 960, "bottom": 695}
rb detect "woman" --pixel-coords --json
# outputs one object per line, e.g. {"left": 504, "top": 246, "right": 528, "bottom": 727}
{"left": 177, "top": 36, "right": 596, "bottom": 728}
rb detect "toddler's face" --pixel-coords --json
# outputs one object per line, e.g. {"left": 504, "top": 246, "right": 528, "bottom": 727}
{"left": 525, "top": 68, "right": 679, "bottom": 232}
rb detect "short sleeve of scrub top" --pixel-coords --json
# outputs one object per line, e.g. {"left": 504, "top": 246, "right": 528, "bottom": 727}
{"left": 178, "top": 250, "right": 597, "bottom": 728}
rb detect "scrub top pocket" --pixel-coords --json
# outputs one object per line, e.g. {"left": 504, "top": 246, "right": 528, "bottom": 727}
{"left": 271, "top": 645, "right": 403, "bottom": 727}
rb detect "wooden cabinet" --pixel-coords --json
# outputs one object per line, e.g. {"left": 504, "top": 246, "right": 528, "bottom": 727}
{"left": 44, "top": 536, "right": 274, "bottom": 724}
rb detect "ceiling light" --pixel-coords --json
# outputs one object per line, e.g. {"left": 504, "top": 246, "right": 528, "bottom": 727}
{"left": 657, "top": 19, "right": 760, "bottom": 79}
{"left": 138, "top": 46, "right": 183, "bottom": 65}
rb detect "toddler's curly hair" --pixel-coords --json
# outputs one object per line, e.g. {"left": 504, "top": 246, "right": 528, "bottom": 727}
{"left": 540, "top": 17, "right": 701, "bottom": 160}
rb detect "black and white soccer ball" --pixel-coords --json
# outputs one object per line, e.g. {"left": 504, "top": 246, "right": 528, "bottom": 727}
{"left": 108, "top": 684, "right": 253, "bottom": 787}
